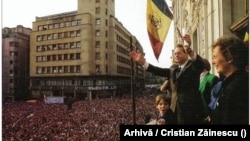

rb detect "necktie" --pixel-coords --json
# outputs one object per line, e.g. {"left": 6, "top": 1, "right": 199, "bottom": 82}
{"left": 176, "top": 66, "right": 181, "bottom": 77}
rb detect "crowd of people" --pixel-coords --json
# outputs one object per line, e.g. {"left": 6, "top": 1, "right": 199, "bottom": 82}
{"left": 2, "top": 94, "right": 157, "bottom": 141}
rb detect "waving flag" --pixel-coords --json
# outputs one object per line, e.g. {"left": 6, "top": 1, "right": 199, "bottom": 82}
{"left": 147, "top": 0, "right": 173, "bottom": 60}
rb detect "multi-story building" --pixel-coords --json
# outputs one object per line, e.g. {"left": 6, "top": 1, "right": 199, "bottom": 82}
{"left": 29, "top": 0, "right": 144, "bottom": 100}
{"left": 2, "top": 25, "right": 32, "bottom": 101}
{"left": 172, "top": 0, "right": 248, "bottom": 74}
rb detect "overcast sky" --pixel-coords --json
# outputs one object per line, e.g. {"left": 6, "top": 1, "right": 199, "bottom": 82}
{"left": 1, "top": 0, "right": 174, "bottom": 67}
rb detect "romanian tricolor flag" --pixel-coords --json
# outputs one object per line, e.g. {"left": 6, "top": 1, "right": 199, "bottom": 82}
{"left": 147, "top": 0, "right": 173, "bottom": 60}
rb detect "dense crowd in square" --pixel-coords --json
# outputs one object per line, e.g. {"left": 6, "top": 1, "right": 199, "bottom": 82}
{"left": 2, "top": 93, "right": 157, "bottom": 141}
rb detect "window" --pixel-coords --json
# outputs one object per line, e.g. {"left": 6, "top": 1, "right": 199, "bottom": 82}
{"left": 58, "top": 66, "right": 63, "bottom": 73}
{"left": 49, "top": 24, "right": 54, "bottom": 29}
{"left": 64, "top": 54, "right": 68, "bottom": 60}
{"left": 53, "top": 44, "right": 57, "bottom": 50}
{"left": 64, "top": 43, "right": 69, "bottom": 49}
{"left": 42, "top": 56, "right": 46, "bottom": 61}
{"left": 96, "top": 18, "right": 101, "bottom": 25}
{"left": 96, "top": 65, "right": 100, "bottom": 73}
{"left": 95, "top": 52, "right": 100, "bottom": 59}
{"left": 72, "top": 20, "right": 77, "bottom": 26}
{"left": 105, "top": 42, "right": 108, "bottom": 49}
{"left": 37, "top": 56, "right": 42, "bottom": 62}
{"left": 76, "top": 65, "right": 80, "bottom": 73}
{"left": 96, "top": 0, "right": 100, "bottom": 2}
{"left": 47, "top": 55, "right": 51, "bottom": 61}
{"left": 70, "top": 66, "right": 74, "bottom": 73}
{"left": 37, "top": 46, "right": 42, "bottom": 52}
{"left": 106, "top": 65, "right": 108, "bottom": 73}
{"left": 96, "top": 7, "right": 100, "bottom": 14}
{"left": 76, "top": 53, "right": 80, "bottom": 59}
{"left": 37, "top": 36, "right": 41, "bottom": 41}
{"left": 42, "top": 45, "right": 46, "bottom": 51}
{"left": 53, "top": 66, "right": 57, "bottom": 73}
{"left": 64, "top": 66, "right": 68, "bottom": 73}
{"left": 42, "top": 35, "right": 47, "bottom": 41}
{"left": 54, "top": 23, "right": 59, "bottom": 28}
{"left": 96, "top": 41, "right": 100, "bottom": 48}
{"left": 48, "top": 34, "right": 52, "bottom": 40}
{"left": 42, "top": 67, "right": 46, "bottom": 73}
{"left": 105, "top": 31, "right": 108, "bottom": 37}
{"left": 38, "top": 26, "right": 43, "bottom": 31}
{"left": 60, "top": 22, "right": 64, "bottom": 28}
{"left": 47, "top": 67, "right": 51, "bottom": 73}
{"left": 70, "top": 54, "right": 74, "bottom": 60}
{"left": 52, "top": 55, "right": 57, "bottom": 61}
{"left": 76, "top": 30, "right": 80, "bottom": 37}
{"left": 43, "top": 25, "right": 48, "bottom": 30}
{"left": 70, "top": 42, "right": 75, "bottom": 48}
{"left": 48, "top": 45, "right": 52, "bottom": 50}
{"left": 37, "top": 67, "right": 42, "bottom": 74}
{"left": 64, "top": 32, "right": 69, "bottom": 38}
{"left": 76, "top": 42, "right": 81, "bottom": 48}
{"left": 77, "top": 19, "right": 81, "bottom": 25}
{"left": 66, "top": 21, "right": 71, "bottom": 27}
{"left": 58, "top": 54, "right": 62, "bottom": 60}
{"left": 95, "top": 30, "right": 100, "bottom": 36}
{"left": 58, "top": 44, "right": 63, "bottom": 49}
{"left": 9, "top": 42, "right": 14, "bottom": 47}
{"left": 10, "top": 51, "right": 17, "bottom": 56}
{"left": 105, "top": 19, "right": 108, "bottom": 26}
{"left": 70, "top": 31, "right": 75, "bottom": 37}
{"left": 53, "top": 33, "right": 58, "bottom": 39}
{"left": 58, "top": 33, "right": 63, "bottom": 38}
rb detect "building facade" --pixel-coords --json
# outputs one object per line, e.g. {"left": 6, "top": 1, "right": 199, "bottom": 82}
{"left": 172, "top": 0, "right": 249, "bottom": 74}
{"left": 2, "top": 25, "right": 32, "bottom": 101}
{"left": 29, "top": 0, "right": 144, "bottom": 100}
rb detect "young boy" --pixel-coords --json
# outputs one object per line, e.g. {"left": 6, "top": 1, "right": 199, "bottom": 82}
{"left": 155, "top": 94, "right": 178, "bottom": 125}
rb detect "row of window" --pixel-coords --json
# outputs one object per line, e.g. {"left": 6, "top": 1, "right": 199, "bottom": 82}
{"left": 115, "top": 25, "right": 130, "bottom": 40}
{"left": 38, "top": 80, "right": 118, "bottom": 88}
{"left": 95, "top": 41, "right": 109, "bottom": 49}
{"left": 117, "top": 66, "right": 131, "bottom": 75}
{"left": 10, "top": 51, "right": 18, "bottom": 56}
{"left": 38, "top": 20, "right": 81, "bottom": 31}
{"left": 37, "top": 30, "right": 81, "bottom": 42}
{"left": 36, "top": 41, "right": 81, "bottom": 52}
{"left": 117, "top": 45, "right": 129, "bottom": 56}
{"left": 36, "top": 53, "right": 81, "bottom": 62}
{"left": 116, "top": 34, "right": 130, "bottom": 48}
{"left": 37, "top": 65, "right": 80, "bottom": 74}
{"left": 36, "top": 65, "right": 109, "bottom": 75}
{"left": 117, "top": 55, "right": 131, "bottom": 65}
{"left": 9, "top": 42, "right": 19, "bottom": 47}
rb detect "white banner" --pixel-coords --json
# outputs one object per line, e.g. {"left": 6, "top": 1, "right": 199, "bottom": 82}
{"left": 45, "top": 96, "right": 65, "bottom": 104}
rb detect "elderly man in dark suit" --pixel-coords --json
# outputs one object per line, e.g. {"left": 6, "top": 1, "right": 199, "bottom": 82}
{"left": 130, "top": 35, "right": 204, "bottom": 124}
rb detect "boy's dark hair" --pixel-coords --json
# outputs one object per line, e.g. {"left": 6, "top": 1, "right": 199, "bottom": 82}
{"left": 202, "top": 58, "right": 211, "bottom": 71}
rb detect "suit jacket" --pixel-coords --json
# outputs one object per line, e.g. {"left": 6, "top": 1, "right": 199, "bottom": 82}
{"left": 211, "top": 70, "right": 249, "bottom": 124}
{"left": 156, "top": 109, "right": 178, "bottom": 125}
{"left": 147, "top": 54, "right": 204, "bottom": 124}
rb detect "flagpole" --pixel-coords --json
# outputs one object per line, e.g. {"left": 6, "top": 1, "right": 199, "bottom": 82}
{"left": 130, "top": 36, "right": 136, "bottom": 125}
{"left": 176, "top": 28, "right": 183, "bottom": 39}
